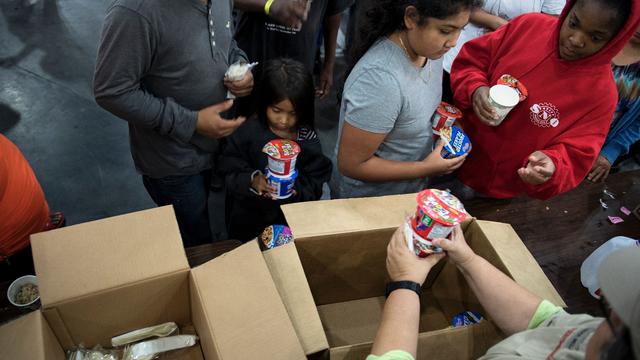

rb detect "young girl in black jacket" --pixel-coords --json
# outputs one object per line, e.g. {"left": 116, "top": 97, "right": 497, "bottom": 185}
{"left": 219, "top": 58, "right": 332, "bottom": 241}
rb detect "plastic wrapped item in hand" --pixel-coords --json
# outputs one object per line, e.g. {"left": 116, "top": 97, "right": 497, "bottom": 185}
{"left": 225, "top": 61, "right": 258, "bottom": 99}
{"left": 111, "top": 322, "right": 178, "bottom": 347}
{"left": 67, "top": 345, "right": 120, "bottom": 360}
{"left": 122, "top": 335, "right": 198, "bottom": 360}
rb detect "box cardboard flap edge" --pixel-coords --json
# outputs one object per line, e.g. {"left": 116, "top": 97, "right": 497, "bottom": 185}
{"left": 263, "top": 242, "right": 329, "bottom": 354}
{"left": 0, "top": 310, "right": 65, "bottom": 360}
{"left": 190, "top": 241, "right": 307, "bottom": 359}
{"left": 472, "top": 220, "right": 565, "bottom": 307}
{"left": 31, "top": 206, "right": 190, "bottom": 307}
{"left": 282, "top": 194, "right": 416, "bottom": 237}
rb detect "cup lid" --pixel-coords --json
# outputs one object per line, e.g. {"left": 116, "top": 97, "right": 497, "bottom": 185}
{"left": 497, "top": 74, "right": 528, "bottom": 102}
{"left": 416, "top": 189, "right": 467, "bottom": 225}
{"left": 262, "top": 139, "right": 301, "bottom": 160}
{"left": 490, "top": 85, "right": 520, "bottom": 107}
{"left": 437, "top": 102, "right": 462, "bottom": 119}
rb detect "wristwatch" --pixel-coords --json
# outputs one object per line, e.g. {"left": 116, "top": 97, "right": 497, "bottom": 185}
{"left": 385, "top": 281, "right": 422, "bottom": 298}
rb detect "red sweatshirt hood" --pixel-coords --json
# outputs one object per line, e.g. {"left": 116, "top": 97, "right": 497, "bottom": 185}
{"left": 552, "top": 0, "right": 640, "bottom": 67}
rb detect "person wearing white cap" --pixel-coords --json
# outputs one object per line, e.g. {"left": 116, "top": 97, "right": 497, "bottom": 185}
{"left": 369, "top": 226, "right": 639, "bottom": 360}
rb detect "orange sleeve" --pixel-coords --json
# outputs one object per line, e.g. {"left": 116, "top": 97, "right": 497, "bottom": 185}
{"left": 0, "top": 135, "right": 49, "bottom": 260}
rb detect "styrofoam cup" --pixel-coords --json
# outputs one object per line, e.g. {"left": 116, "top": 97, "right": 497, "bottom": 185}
{"left": 7, "top": 275, "right": 40, "bottom": 308}
{"left": 488, "top": 85, "right": 520, "bottom": 125}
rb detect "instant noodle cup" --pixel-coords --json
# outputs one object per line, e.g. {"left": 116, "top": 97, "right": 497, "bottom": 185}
{"left": 260, "top": 225, "right": 294, "bottom": 249}
{"left": 497, "top": 74, "right": 528, "bottom": 102}
{"left": 262, "top": 139, "right": 301, "bottom": 176}
{"left": 440, "top": 126, "right": 471, "bottom": 159}
{"left": 431, "top": 102, "right": 462, "bottom": 135}
{"left": 404, "top": 221, "right": 443, "bottom": 258}
{"left": 410, "top": 189, "right": 467, "bottom": 255}
{"left": 488, "top": 84, "right": 520, "bottom": 125}
{"left": 265, "top": 169, "right": 298, "bottom": 199}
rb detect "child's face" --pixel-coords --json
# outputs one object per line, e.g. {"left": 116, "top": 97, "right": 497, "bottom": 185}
{"left": 558, "top": 0, "right": 619, "bottom": 61}
{"left": 405, "top": 8, "right": 470, "bottom": 60}
{"left": 266, "top": 99, "right": 297, "bottom": 133}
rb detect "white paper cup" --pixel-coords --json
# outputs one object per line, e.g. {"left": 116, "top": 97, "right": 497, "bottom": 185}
{"left": 7, "top": 275, "right": 40, "bottom": 308}
{"left": 488, "top": 85, "right": 520, "bottom": 125}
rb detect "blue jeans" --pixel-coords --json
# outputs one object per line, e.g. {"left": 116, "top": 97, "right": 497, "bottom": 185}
{"left": 143, "top": 171, "right": 212, "bottom": 247}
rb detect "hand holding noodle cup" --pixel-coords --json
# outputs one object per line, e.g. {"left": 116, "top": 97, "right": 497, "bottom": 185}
{"left": 406, "top": 189, "right": 468, "bottom": 258}
{"left": 431, "top": 102, "right": 462, "bottom": 135}
{"left": 488, "top": 84, "right": 520, "bottom": 125}
{"left": 439, "top": 126, "right": 471, "bottom": 159}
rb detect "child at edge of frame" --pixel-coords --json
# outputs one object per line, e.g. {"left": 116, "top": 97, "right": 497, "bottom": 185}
{"left": 219, "top": 58, "right": 332, "bottom": 241}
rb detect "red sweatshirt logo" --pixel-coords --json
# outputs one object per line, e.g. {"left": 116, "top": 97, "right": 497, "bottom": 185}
{"left": 530, "top": 103, "right": 560, "bottom": 128}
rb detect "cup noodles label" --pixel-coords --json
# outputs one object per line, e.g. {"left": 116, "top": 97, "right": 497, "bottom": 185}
{"left": 262, "top": 139, "right": 301, "bottom": 160}
{"left": 497, "top": 74, "right": 528, "bottom": 102}
{"left": 263, "top": 139, "right": 301, "bottom": 175}
{"left": 265, "top": 169, "right": 298, "bottom": 199}
{"left": 440, "top": 126, "right": 471, "bottom": 159}
{"left": 260, "top": 225, "right": 294, "bottom": 249}
{"left": 415, "top": 189, "right": 467, "bottom": 228}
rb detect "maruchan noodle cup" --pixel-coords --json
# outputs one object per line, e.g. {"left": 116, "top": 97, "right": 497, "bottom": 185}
{"left": 488, "top": 84, "right": 520, "bottom": 125}
{"left": 265, "top": 169, "right": 298, "bottom": 199}
{"left": 262, "top": 139, "right": 301, "bottom": 176}
{"left": 431, "top": 102, "right": 462, "bottom": 135}
{"left": 404, "top": 222, "right": 443, "bottom": 258}
{"left": 440, "top": 126, "right": 471, "bottom": 159}
{"left": 407, "top": 189, "right": 467, "bottom": 256}
{"left": 452, "top": 311, "right": 484, "bottom": 328}
{"left": 260, "top": 225, "right": 294, "bottom": 249}
{"left": 497, "top": 74, "right": 528, "bottom": 102}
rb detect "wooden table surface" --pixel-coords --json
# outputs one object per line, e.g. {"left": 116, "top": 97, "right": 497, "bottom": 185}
{"left": 465, "top": 169, "right": 640, "bottom": 316}
{"left": 1, "top": 171, "right": 638, "bottom": 325}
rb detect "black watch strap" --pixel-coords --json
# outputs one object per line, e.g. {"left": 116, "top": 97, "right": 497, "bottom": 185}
{"left": 385, "top": 281, "right": 422, "bottom": 298}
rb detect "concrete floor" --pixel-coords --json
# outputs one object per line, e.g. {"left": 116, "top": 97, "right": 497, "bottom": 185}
{"left": 1, "top": 0, "right": 637, "bottom": 230}
{"left": 0, "top": 0, "right": 344, "bottom": 229}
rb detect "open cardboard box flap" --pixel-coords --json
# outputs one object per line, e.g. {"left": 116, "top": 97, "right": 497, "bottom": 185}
{"left": 189, "top": 240, "right": 307, "bottom": 359}
{"left": 29, "top": 206, "right": 193, "bottom": 350}
{"left": 31, "top": 206, "right": 190, "bottom": 307}
{"left": 0, "top": 310, "right": 65, "bottom": 360}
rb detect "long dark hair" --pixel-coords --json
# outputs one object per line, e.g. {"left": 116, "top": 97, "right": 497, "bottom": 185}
{"left": 346, "top": 0, "right": 480, "bottom": 80}
{"left": 257, "top": 58, "right": 315, "bottom": 130}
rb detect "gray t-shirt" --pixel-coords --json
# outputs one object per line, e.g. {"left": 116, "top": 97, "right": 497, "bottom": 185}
{"left": 331, "top": 38, "right": 442, "bottom": 198}
{"left": 94, "top": 0, "right": 247, "bottom": 178}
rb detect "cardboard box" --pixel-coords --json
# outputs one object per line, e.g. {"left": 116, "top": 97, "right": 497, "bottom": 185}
{"left": 1, "top": 194, "right": 564, "bottom": 360}
{"left": 273, "top": 193, "right": 565, "bottom": 359}
{"left": 0, "top": 206, "right": 306, "bottom": 360}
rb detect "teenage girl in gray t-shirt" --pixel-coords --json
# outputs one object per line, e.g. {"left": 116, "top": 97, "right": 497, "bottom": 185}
{"left": 331, "top": 0, "right": 477, "bottom": 199}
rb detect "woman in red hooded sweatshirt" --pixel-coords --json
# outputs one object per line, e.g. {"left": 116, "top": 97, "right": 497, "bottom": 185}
{"left": 449, "top": 0, "right": 640, "bottom": 200}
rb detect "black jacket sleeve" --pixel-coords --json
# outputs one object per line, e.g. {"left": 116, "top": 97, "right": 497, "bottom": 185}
{"left": 218, "top": 125, "right": 257, "bottom": 199}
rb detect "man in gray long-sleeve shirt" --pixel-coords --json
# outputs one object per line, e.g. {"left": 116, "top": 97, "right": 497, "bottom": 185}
{"left": 94, "top": 0, "right": 253, "bottom": 246}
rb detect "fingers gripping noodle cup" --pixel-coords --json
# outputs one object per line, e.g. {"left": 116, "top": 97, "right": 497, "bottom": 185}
{"left": 488, "top": 84, "right": 520, "bottom": 125}
{"left": 440, "top": 126, "right": 471, "bottom": 159}
{"left": 431, "top": 102, "right": 462, "bottom": 135}
{"left": 407, "top": 189, "right": 468, "bottom": 257}
{"left": 497, "top": 74, "right": 528, "bottom": 102}
{"left": 262, "top": 139, "right": 301, "bottom": 176}
{"left": 265, "top": 169, "right": 298, "bottom": 199}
